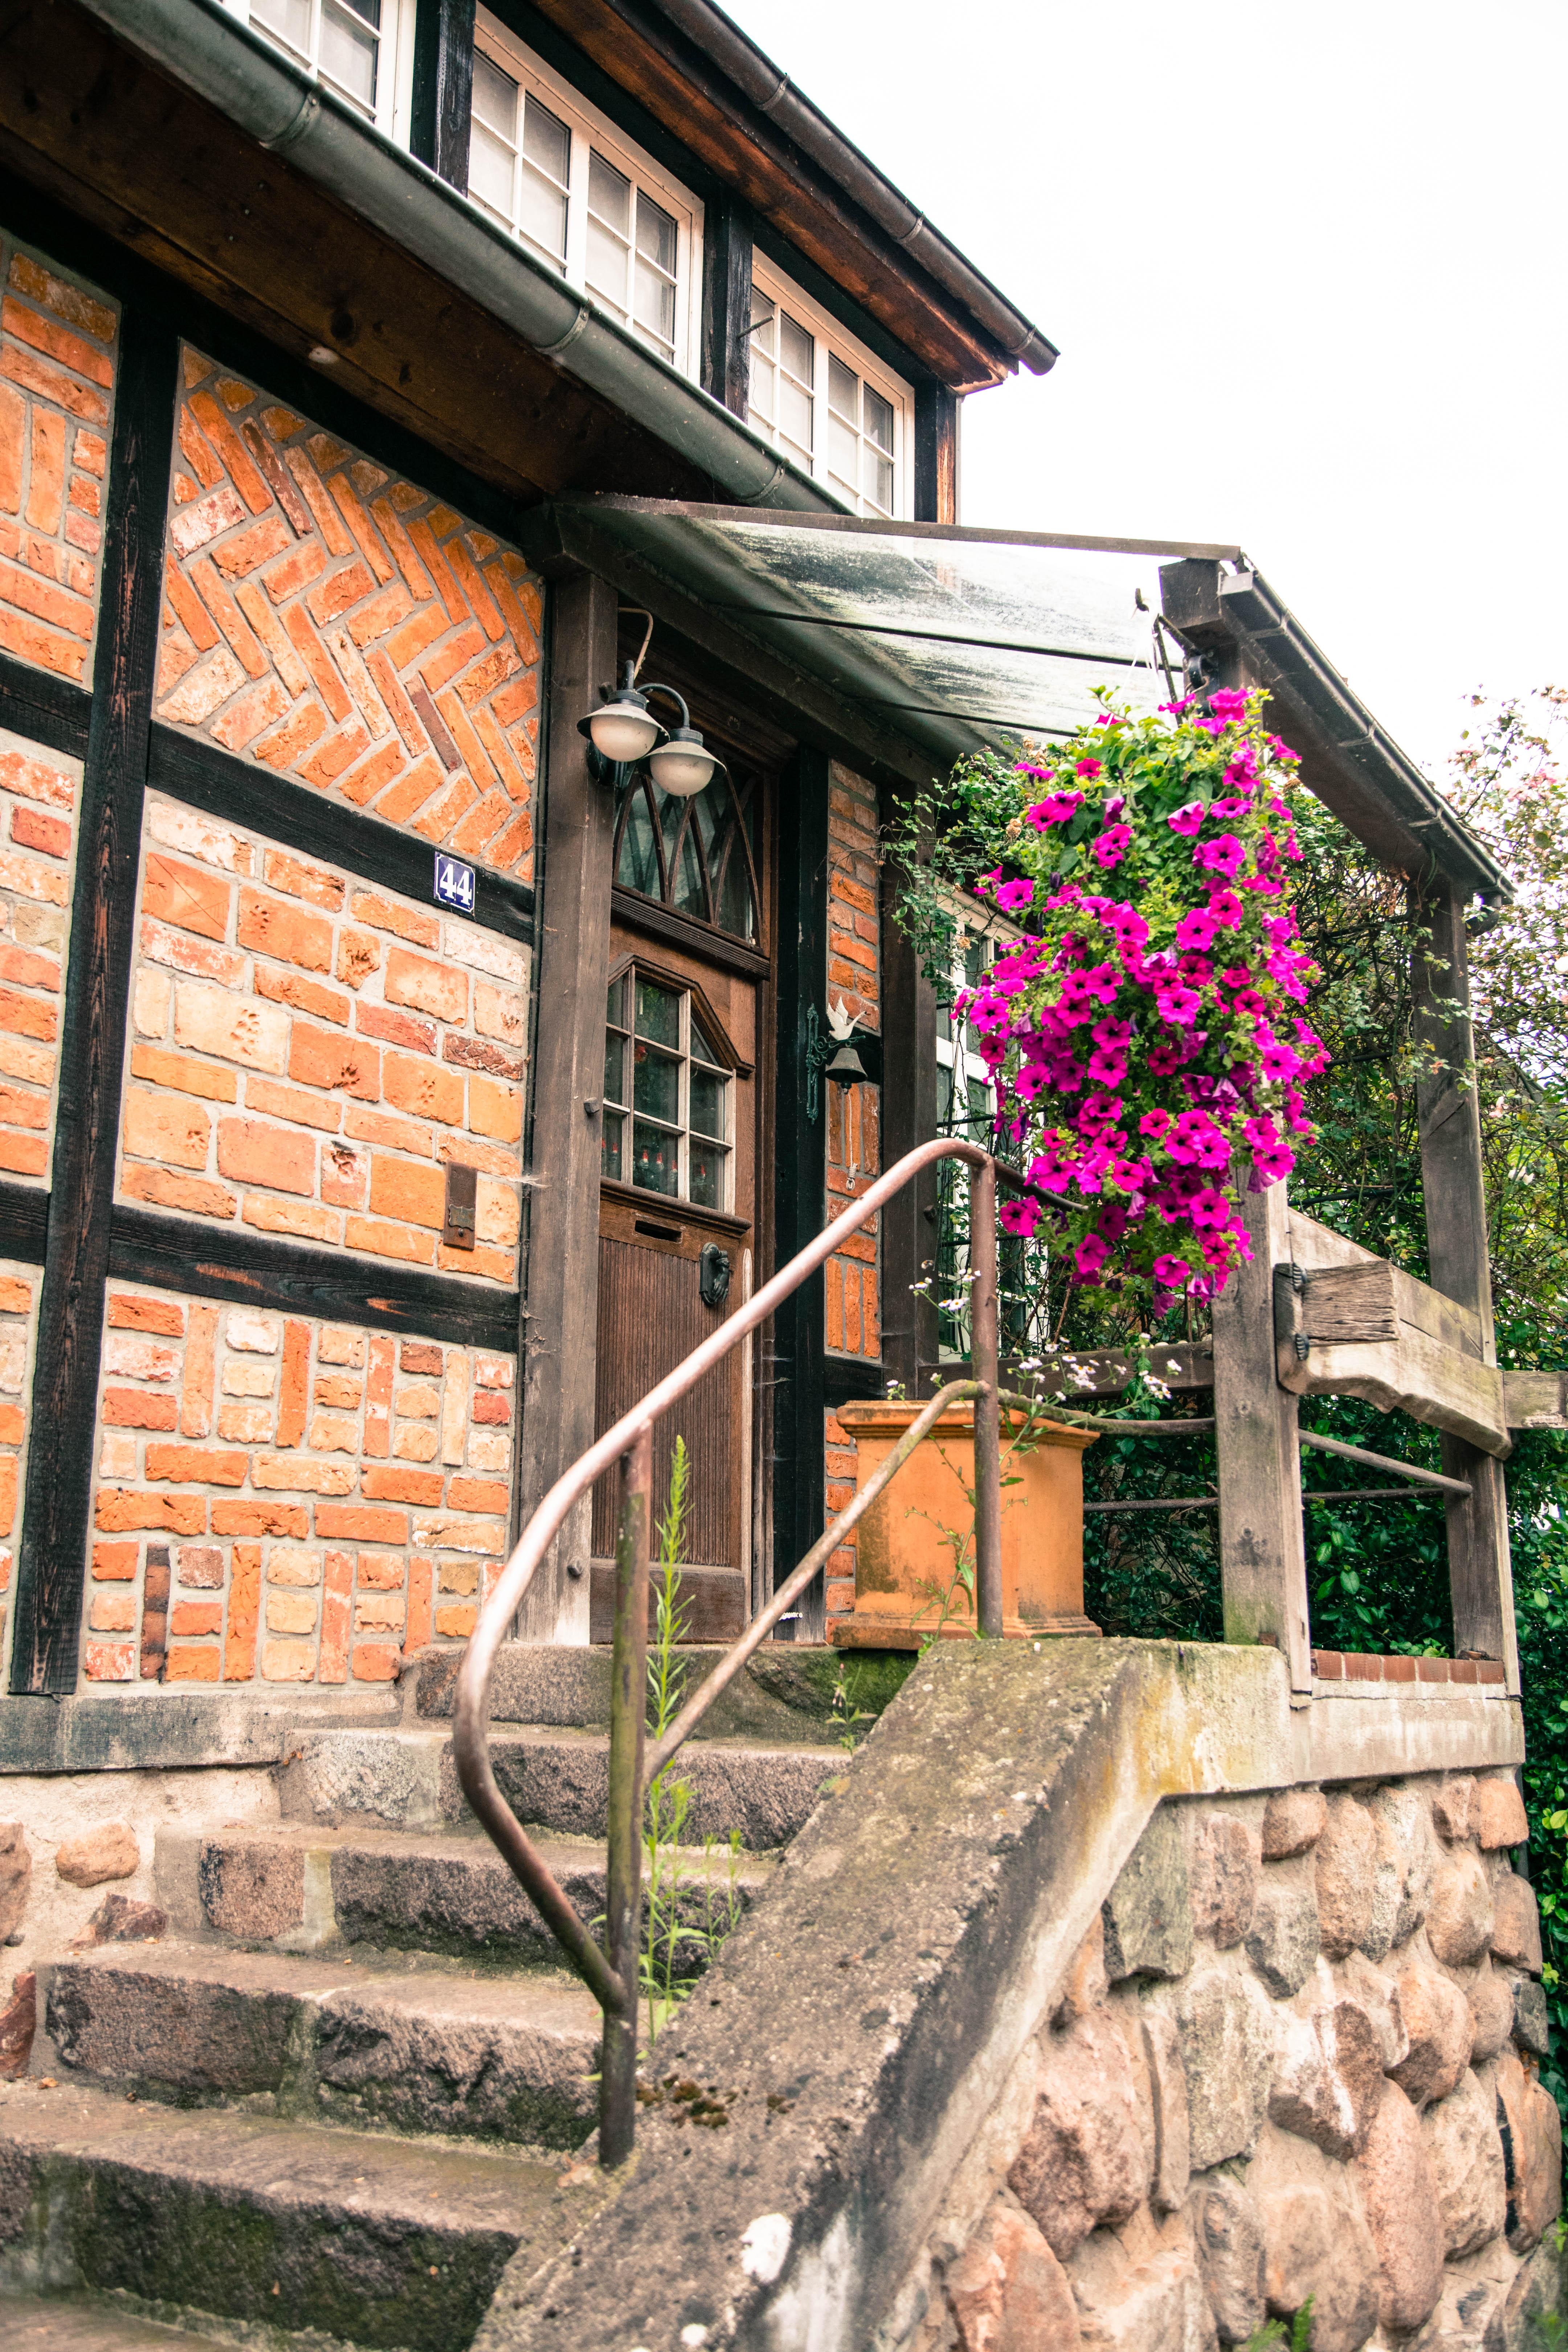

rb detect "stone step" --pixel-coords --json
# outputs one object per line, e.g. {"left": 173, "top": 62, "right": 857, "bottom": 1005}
{"left": 0, "top": 2079, "right": 579, "bottom": 2352}
{"left": 412, "top": 1640, "right": 848, "bottom": 1744}
{"left": 41, "top": 1941, "right": 601, "bottom": 2151}
{"left": 0, "top": 2290, "right": 237, "bottom": 2348}
{"left": 157, "top": 1821, "right": 773, "bottom": 1965}
{"left": 275, "top": 1724, "right": 848, "bottom": 1844}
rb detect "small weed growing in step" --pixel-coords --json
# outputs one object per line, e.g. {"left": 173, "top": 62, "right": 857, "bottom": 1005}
{"left": 829, "top": 1659, "right": 876, "bottom": 1751}
{"left": 1243, "top": 2299, "right": 1313, "bottom": 2352}
{"left": 640, "top": 1438, "right": 745, "bottom": 2049}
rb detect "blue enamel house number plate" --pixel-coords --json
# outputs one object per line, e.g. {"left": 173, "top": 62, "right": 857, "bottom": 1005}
{"left": 433, "top": 853, "right": 476, "bottom": 914}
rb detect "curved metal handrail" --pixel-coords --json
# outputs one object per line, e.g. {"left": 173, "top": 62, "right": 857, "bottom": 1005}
{"left": 452, "top": 1135, "right": 1003, "bottom": 2162}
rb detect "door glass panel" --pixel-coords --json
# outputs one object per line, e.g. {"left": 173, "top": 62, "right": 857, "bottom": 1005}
{"left": 691, "top": 1012, "right": 723, "bottom": 1069}
{"left": 690, "top": 1065, "right": 726, "bottom": 1139}
{"left": 660, "top": 793, "right": 706, "bottom": 920}
{"left": 688, "top": 1140, "right": 726, "bottom": 1210}
{"left": 632, "top": 1119, "right": 679, "bottom": 1196}
{"left": 633, "top": 977, "right": 679, "bottom": 1047}
{"left": 616, "top": 780, "right": 662, "bottom": 900}
{"left": 603, "top": 1030, "right": 626, "bottom": 1106}
{"left": 601, "top": 1110, "right": 624, "bottom": 1181}
{"left": 632, "top": 1044, "right": 679, "bottom": 1123}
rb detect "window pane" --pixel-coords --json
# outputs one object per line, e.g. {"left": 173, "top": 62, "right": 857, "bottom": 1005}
{"left": 588, "top": 150, "right": 630, "bottom": 235}
{"left": 864, "top": 385, "right": 895, "bottom": 454}
{"left": 320, "top": 0, "right": 379, "bottom": 109}
{"left": 828, "top": 411, "right": 859, "bottom": 493}
{"left": 717, "top": 846, "right": 756, "bottom": 940}
{"left": 601, "top": 1110, "right": 624, "bottom": 1183}
{"left": 690, "top": 1066, "right": 726, "bottom": 1139}
{"left": 469, "top": 119, "right": 516, "bottom": 224}
{"left": 828, "top": 354, "right": 859, "bottom": 421}
{"left": 748, "top": 354, "right": 775, "bottom": 434}
{"left": 779, "top": 314, "right": 814, "bottom": 388}
{"left": 636, "top": 193, "right": 676, "bottom": 277}
{"left": 604, "top": 1032, "right": 625, "bottom": 1107}
{"left": 634, "top": 258, "right": 676, "bottom": 354}
{"left": 634, "top": 977, "right": 679, "bottom": 1046}
{"left": 691, "top": 1012, "right": 724, "bottom": 1069}
{"left": 688, "top": 1141, "right": 726, "bottom": 1211}
{"left": 633, "top": 1045, "right": 679, "bottom": 1123}
{"left": 472, "top": 51, "right": 517, "bottom": 136}
{"left": 606, "top": 972, "right": 628, "bottom": 1028}
{"left": 749, "top": 285, "right": 776, "bottom": 353}
{"left": 632, "top": 1120, "right": 679, "bottom": 1197}
{"left": 869, "top": 451, "right": 895, "bottom": 514}
{"left": 660, "top": 792, "right": 705, "bottom": 918}
{"left": 587, "top": 216, "right": 629, "bottom": 314}
{"left": 253, "top": 0, "right": 313, "bottom": 61}
{"left": 522, "top": 92, "right": 569, "bottom": 185}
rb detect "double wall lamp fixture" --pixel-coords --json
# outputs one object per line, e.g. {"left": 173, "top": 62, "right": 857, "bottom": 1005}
{"left": 578, "top": 614, "right": 726, "bottom": 800}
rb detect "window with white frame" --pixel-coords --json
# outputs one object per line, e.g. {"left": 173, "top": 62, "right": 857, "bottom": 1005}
{"left": 228, "top": 0, "right": 413, "bottom": 134}
{"left": 748, "top": 258, "right": 911, "bottom": 519}
{"left": 469, "top": 11, "right": 703, "bottom": 374}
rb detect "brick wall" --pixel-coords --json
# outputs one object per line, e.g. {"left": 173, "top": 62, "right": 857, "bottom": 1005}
{"left": 0, "top": 1262, "right": 39, "bottom": 1670}
{"left": 157, "top": 350, "right": 540, "bottom": 879}
{"left": 0, "top": 239, "right": 116, "bottom": 684}
{"left": 823, "top": 764, "right": 883, "bottom": 1639}
{"left": 119, "top": 792, "right": 527, "bottom": 1281}
{"left": 83, "top": 1283, "right": 515, "bottom": 1688}
{"left": 0, "top": 728, "right": 82, "bottom": 1181}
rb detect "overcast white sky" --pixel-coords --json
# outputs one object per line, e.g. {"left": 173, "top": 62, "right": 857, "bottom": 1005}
{"left": 722, "top": 0, "right": 1568, "bottom": 776}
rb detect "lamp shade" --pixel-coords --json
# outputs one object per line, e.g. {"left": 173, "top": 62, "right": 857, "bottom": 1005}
{"left": 585, "top": 695, "right": 661, "bottom": 764}
{"left": 648, "top": 728, "right": 723, "bottom": 798}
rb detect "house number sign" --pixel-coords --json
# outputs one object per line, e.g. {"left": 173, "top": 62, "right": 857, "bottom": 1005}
{"left": 433, "top": 853, "right": 476, "bottom": 914}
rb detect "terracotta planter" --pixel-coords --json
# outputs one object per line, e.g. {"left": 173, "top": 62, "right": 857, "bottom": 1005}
{"left": 830, "top": 1399, "right": 1099, "bottom": 1650}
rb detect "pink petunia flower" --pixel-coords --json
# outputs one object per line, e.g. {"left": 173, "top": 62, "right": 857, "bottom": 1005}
{"left": 1175, "top": 908, "right": 1217, "bottom": 951}
{"left": 1188, "top": 1188, "right": 1232, "bottom": 1231}
{"left": 993, "top": 877, "right": 1035, "bottom": 914}
{"left": 1208, "top": 688, "right": 1250, "bottom": 726}
{"left": 1168, "top": 801, "right": 1205, "bottom": 837}
{"left": 1073, "top": 1232, "right": 1110, "bottom": 1281}
{"left": 1156, "top": 985, "right": 1204, "bottom": 1029}
{"left": 1207, "top": 889, "right": 1244, "bottom": 927}
{"left": 1075, "top": 756, "right": 1103, "bottom": 780}
{"left": 1000, "top": 1196, "right": 1043, "bottom": 1237}
{"left": 1194, "top": 834, "right": 1246, "bottom": 878}
{"left": 1092, "top": 824, "right": 1132, "bottom": 869}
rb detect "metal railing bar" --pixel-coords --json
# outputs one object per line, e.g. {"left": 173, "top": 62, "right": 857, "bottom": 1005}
{"left": 1085, "top": 1496, "right": 1219, "bottom": 1513}
{"left": 1298, "top": 1426, "right": 1474, "bottom": 1495}
{"left": 1304, "top": 1485, "right": 1469, "bottom": 1503}
{"left": 641, "top": 1379, "right": 982, "bottom": 1793}
{"left": 600, "top": 1425, "right": 651, "bottom": 2165}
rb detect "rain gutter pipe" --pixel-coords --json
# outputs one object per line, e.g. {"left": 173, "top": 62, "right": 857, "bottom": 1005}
{"left": 73, "top": 0, "right": 843, "bottom": 514}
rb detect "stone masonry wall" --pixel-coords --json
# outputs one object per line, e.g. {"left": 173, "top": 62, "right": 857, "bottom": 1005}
{"left": 0, "top": 727, "right": 82, "bottom": 1183}
{"left": 905, "top": 1768, "right": 1561, "bottom": 2352}
{"left": 158, "top": 350, "right": 540, "bottom": 879}
{"left": 80, "top": 1282, "right": 515, "bottom": 1690}
{"left": 120, "top": 792, "right": 526, "bottom": 1279}
{"left": 0, "top": 236, "right": 116, "bottom": 685}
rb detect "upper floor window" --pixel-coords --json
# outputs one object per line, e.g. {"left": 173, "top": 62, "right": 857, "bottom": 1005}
{"left": 748, "top": 259, "right": 911, "bottom": 519}
{"left": 470, "top": 11, "right": 702, "bottom": 374}
{"left": 230, "top": 0, "right": 412, "bottom": 132}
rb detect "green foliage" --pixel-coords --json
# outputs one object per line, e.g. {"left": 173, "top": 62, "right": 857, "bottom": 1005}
{"left": 1243, "top": 2298, "right": 1314, "bottom": 2352}
{"left": 640, "top": 1437, "right": 744, "bottom": 2049}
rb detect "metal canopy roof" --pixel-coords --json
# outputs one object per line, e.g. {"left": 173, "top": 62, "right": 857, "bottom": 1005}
{"left": 526, "top": 498, "right": 1511, "bottom": 903}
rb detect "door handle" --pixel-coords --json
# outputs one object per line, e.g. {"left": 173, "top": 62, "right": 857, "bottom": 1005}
{"left": 700, "top": 1243, "right": 731, "bottom": 1310}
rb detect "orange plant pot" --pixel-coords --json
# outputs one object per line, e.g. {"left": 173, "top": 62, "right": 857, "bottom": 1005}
{"left": 830, "top": 1400, "right": 1100, "bottom": 1650}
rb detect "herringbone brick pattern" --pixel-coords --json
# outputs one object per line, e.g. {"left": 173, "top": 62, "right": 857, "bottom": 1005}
{"left": 157, "top": 350, "right": 540, "bottom": 878}
{"left": 0, "top": 240, "right": 116, "bottom": 684}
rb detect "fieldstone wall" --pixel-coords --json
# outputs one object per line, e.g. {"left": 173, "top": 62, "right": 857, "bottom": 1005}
{"left": 903, "top": 1769, "right": 1560, "bottom": 2352}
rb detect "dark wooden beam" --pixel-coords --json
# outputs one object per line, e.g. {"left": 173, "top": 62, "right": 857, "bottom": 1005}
{"left": 0, "top": 652, "right": 90, "bottom": 764}
{"left": 914, "top": 383, "right": 959, "bottom": 526}
{"left": 9, "top": 311, "right": 179, "bottom": 1697}
{"left": 411, "top": 0, "right": 478, "bottom": 190}
{"left": 0, "top": 1182, "right": 48, "bottom": 1266}
{"left": 107, "top": 1206, "right": 517, "bottom": 1353}
{"left": 700, "top": 194, "right": 754, "bottom": 421}
{"left": 878, "top": 827, "right": 939, "bottom": 1397}
{"left": 1413, "top": 879, "right": 1519, "bottom": 1687}
{"left": 609, "top": 885, "right": 768, "bottom": 979}
{"left": 770, "top": 745, "right": 830, "bottom": 1638}
{"left": 148, "top": 727, "right": 533, "bottom": 944}
{"left": 514, "top": 568, "right": 622, "bottom": 1641}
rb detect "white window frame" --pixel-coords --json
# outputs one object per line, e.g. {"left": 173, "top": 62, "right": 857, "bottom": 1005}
{"left": 603, "top": 964, "right": 734, "bottom": 1213}
{"left": 470, "top": 10, "right": 704, "bottom": 378}
{"left": 748, "top": 254, "right": 913, "bottom": 520}
{"left": 224, "top": 0, "right": 415, "bottom": 140}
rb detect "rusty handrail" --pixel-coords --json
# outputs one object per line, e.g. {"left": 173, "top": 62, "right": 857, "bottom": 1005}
{"left": 453, "top": 1136, "right": 1003, "bottom": 2167}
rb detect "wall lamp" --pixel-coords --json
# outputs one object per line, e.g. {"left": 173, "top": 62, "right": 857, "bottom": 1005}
{"left": 578, "top": 664, "right": 727, "bottom": 800}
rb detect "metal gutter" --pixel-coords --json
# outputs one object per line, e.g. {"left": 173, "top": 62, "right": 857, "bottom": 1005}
{"left": 651, "top": 0, "right": 1058, "bottom": 376}
{"left": 72, "top": 0, "right": 843, "bottom": 514}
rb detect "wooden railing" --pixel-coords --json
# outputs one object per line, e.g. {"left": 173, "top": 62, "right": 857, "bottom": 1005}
{"left": 452, "top": 1138, "right": 1006, "bottom": 2167}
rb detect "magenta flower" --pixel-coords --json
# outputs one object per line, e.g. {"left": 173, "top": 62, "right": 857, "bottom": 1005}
{"left": 1207, "top": 889, "right": 1244, "bottom": 927}
{"left": 1000, "top": 1196, "right": 1043, "bottom": 1237}
{"left": 1156, "top": 985, "right": 1203, "bottom": 1029}
{"left": 1188, "top": 1188, "right": 1232, "bottom": 1231}
{"left": 1075, "top": 756, "right": 1103, "bottom": 780}
{"left": 1258, "top": 1039, "right": 1301, "bottom": 1081}
{"left": 1152, "top": 1252, "right": 1192, "bottom": 1289}
{"left": 1194, "top": 834, "right": 1245, "bottom": 878}
{"left": 1139, "top": 1108, "right": 1173, "bottom": 1140}
{"left": 1175, "top": 908, "right": 1217, "bottom": 951}
{"left": 1209, "top": 688, "right": 1250, "bottom": 726}
{"left": 1168, "top": 801, "right": 1205, "bottom": 837}
{"left": 1087, "top": 1048, "right": 1127, "bottom": 1087}
{"left": 1092, "top": 824, "right": 1132, "bottom": 868}
{"left": 1073, "top": 1232, "right": 1111, "bottom": 1280}
{"left": 993, "top": 877, "right": 1035, "bottom": 914}
{"left": 1147, "top": 1042, "right": 1184, "bottom": 1077}
{"left": 1092, "top": 1016, "right": 1133, "bottom": 1049}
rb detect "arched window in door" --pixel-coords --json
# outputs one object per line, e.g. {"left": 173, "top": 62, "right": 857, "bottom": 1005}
{"left": 602, "top": 963, "right": 735, "bottom": 1210}
{"left": 613, "top": 764, "right": 760, "bottom": 942}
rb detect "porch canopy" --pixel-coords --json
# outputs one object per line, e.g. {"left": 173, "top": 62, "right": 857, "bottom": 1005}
{"left": 519, "top": 496, "right": 1510, "bottom": 908}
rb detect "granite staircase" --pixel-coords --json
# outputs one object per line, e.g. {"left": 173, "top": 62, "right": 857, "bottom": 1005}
{"left": 0, "top": 1644, "right": 850, "bottom": 2351}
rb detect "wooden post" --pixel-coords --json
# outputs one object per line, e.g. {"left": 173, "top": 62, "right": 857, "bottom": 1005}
{"left": 914, "top": 383, "right": 960, "bottom": 525}
{"left": 9, "top": 313, "right": 177, "bottom": 1696}
{"left": 410, "top": 0, "right": 477, "bottom": 191}
{"left": 878, "top": 830, "right": 939, "bottom": 1395}
{"left": 514, "top": 569, "right": 621, "bottom": 1643}
{"left": 1212, "top": 1177, "right": 1312, "bottom": 1692}
{"left": 700, "top": 196, "right": 754, "bottom": 422}
{"left": 1413, "top": 879, "right": 1519, "bottom": 1689}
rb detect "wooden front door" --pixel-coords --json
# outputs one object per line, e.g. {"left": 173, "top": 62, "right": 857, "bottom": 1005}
{"left": 588, "top": 730, "right": 772, "bottom": 1642}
